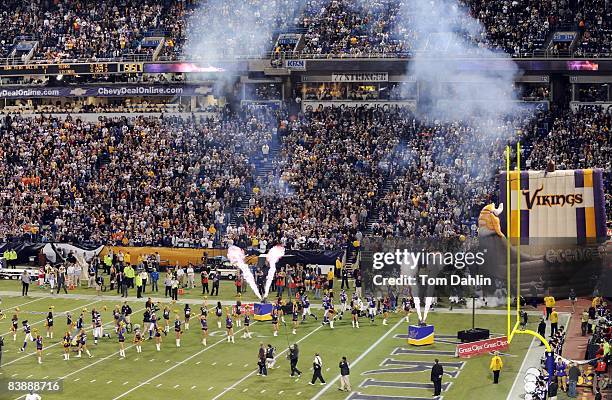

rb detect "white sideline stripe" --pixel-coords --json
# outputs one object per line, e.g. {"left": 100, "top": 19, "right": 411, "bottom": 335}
{"left": 4, "top": 305, "right": 145, "bottom": 367}
{"left": 211, "top": 323, "right": 325, "bottom": 400}
{"left": 1, "top": 298, "right": 99, "bottom": 338}
{"left": 110, "top": 322, "right": 257, "bottom": 400}
{"left": 310, "top": 318, "right": 404, "bottom": 400}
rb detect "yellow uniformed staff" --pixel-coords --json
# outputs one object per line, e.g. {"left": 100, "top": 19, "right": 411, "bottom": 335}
{"left": 550, "top": 308, "right": 559, "bottom": 336}
{"left": 544, "top": 295, "right": 555, "bottom": 320}
{"left": 490, "top": 351, "right": 503, "bottom": 384}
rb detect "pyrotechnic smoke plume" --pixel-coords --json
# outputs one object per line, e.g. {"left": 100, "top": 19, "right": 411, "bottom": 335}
{"left": 227, "top": 246, "right": 261, "bottom": 300}
{"left": 263, "top": 245, "right": 285, "bottom": 299}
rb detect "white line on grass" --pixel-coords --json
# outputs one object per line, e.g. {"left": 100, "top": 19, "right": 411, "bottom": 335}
{"left": 191, "top": 385, "right": 196, "bottom": 390}
{"left": 2, "top": 297, "right": 45, "bottom": 312}
{"left": 211, "top": 323, "right": 325, "bottom": 400}
{"left": 156, "top": 384, "right": 162, "bottom": 388}
{"left": 1, "top": 299, "right": 100, "bottom": 338}
{"left": 110, "top": 322, "right": 256, "bottom": 400}
{"left": 4, "top": 305, "right": 145, "bottom": 367}
{"left": 310, "top": 318, "right": 404, "bottom": 400}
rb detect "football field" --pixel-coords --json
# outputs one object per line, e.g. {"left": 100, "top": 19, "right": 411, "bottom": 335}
{"left": 0, "top": 292, "right": 536, "bottom": 400}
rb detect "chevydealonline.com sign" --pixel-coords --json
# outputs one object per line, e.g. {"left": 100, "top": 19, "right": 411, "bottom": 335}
{"left": 456, "top": 336, "right": 509, "bottom": 358}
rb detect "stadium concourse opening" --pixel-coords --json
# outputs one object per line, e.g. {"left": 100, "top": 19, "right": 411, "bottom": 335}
{"left": 0, "top": 0, "right": 611, "bottom": 400}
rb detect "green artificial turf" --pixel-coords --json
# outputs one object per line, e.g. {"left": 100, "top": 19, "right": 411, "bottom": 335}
{"left": 0, "top": 292, "right": 539, "bottom": 400}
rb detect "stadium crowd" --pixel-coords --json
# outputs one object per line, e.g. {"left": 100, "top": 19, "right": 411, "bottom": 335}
{"left": 0, "top": 0, "right": 610, "bottom": 60}
{"left": 0, "top": 103, "right": 609, "bottom": 249}
{"left": 0, "top": 108, "right": 278, "bottom": 247}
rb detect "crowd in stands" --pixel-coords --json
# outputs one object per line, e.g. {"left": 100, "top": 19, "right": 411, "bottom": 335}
{"left": 0, "top": 0, "right": 610, "bottom": 60}
{"left": 0, "top": 101, "right": 609, "bottom": 249}
{"left": 0, "top": 108, "right": 279, "bottom": 247}
{"left": 227, "top": 107, "right": 410, "bottom": 250}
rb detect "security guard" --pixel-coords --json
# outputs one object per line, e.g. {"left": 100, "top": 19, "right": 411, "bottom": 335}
{"left": 490, "top": 351, "right": 503, "bottom": 384}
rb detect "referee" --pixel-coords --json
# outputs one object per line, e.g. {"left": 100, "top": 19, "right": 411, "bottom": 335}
{"left": 310, "top": 353, "right": 326, "bottom": 385}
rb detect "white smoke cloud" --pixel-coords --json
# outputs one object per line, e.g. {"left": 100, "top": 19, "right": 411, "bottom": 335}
{"left": 263, "top": 245, "right": 285, "bottom": 299}
{"left": 401, "top": 0, "right": 522, "bottom": 126}
{"left": 227, "top": 245, "right": 262, "bottom": 300}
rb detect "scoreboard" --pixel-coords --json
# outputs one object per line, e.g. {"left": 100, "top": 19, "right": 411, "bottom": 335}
{"left": 0, "top": 63, "right": 144, "bottom": 76}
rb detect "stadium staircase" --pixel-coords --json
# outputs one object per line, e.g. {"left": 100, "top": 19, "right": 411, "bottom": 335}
{"left": 227, "top": 133, "right": 281, "bottom": 228}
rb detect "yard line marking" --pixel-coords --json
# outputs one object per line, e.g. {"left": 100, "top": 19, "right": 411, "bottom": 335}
{"left": 165, "top": 359, "right": 170, "bottom": 363}
{"left": 107, "top": 381, "right": 113, "bottom": 384}
{"left": 209, "top": 387, "right": 215, "bottom": 391}
{"left": 110, "top": 322, "right": 257, "bottom": 400}
{"left": 149, "top": 359, "right": 155, "bottom": 362}
{"left": 2, "top": 299, "right": 99, "bottom": 338}
{"left": 196, "top": 361, "right": 201, "bottom": 365}
{"left": 74, "top": 378, "right": 80, "bottom": 382}
{"left": 90, "top": 379, "right": 96, "bottom": 383}
{"left": 191, "top": 386, "right": 197, "bottom": 390}
{"left": 211, "top": 362, "right": 217, "bottom": 366}
{"left": 310, "top": 318, "right": 404, "bottom": 400}
{"left": 42, "top": 376, "right": 48, "bottom": 379}
{"left": 26, "top": 375, "right": 32, "bottom": 378}
{"left": 11, "top": 374, "right": 18, "bottom": 378}
{"left": 243, "top": 364, "right": 248, "bottom": 367}
{"left": 297, "top": 392, "right": 302, "bottom": 396}
{"left": 123, "top": 381, "right": 129, "bottom": 385}
{"left": 278, "top": 391, "right": 284, "bottom": 394}
{"left": 242, "top": 389, "right": 248, "bottom": 392}
{"left": 211, "top": 323, "right": 325, "bottom": 400}
{"left": 227, "top": 363, "right": 232, "bottom": 366}
{"left": 260, "top": 389, "right": 266, "bottom": 393}
{"left": 173, "top": 385, "right": 180, "bottom": 389}
{"left": 325, "top": 368, "right": 329, "bottom": 372}
{"left": 4, "top": 305, "right": 146, "bottom": 367}
{"left": 134, "top": 358, "right": 139, "bottom": 361}
{"left": 156, "top": 384, "right": 162, "bottom": 388}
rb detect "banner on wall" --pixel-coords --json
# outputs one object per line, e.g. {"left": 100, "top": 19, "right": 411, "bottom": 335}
{"left": 0, "top": 85, "right": 212, "bottom": 99}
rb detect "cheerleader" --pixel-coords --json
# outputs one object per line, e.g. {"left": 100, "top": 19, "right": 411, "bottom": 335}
{"left": 291, "top": 300, "right": 300, "bottom": 335}
{"left": 382, "top": 296, "right": 391, "bottom": 326}
{"left": 215, "top": 301, "right": 223, "bottom": 329}
{"left": 10, "top": 313, "right": 18, "bottom": 340}
{"left": 271, "top": 309, "right": 279, "bottom": 337}
{"left": 174, "top": 315, "right": 182, "bottom": 347}
{"left": 242, "top": 306, "right": 252, "bottom": 339}
{"left": 162, "top": 306, "right": 171, "bottom": 334}
{"left": 225, "top": 308, "right": 235, "bottom": 343}
{"left": 184, "top": 304, "right": 191, "bottom": 330}
{"left": 45, "top": 307, "right": 54, "bottom": 338}
{"left": 73, "top": 312, "right": 84, "bottom": 339}
{"left": 35, "top": 331, "right": 43, "bottom": 364}
{"left": 77, "top": 329, "right": 92, "bottom": 358}
{"left": 234, "top": 300, "right": 242, "bottom": 328}
{"left": 154, "top": 326, "right": 163, "bottom": 351}
{"left": 199, "top": 313, "right": 208, "bottom": 346}
{"left": 66, "top": 312, "right": 73, "bottom": 335}
{"left": 62, "top": 331, "right": 71, "bottom": 360}
{"left": 20, "top": 320, "right": 33, "bottom": 352}
{"left": 339, "top": 289, "right": 348, "bottom": 319}
{"left": 327, "top": 303, "right": 336, "bottom": 329}
{"left": 401, "top": 297, "right": 411, "bottom": 323}
{"left": 117, "top": 322, "right": 127, "bottom": 358}
{"left": 133, "top": 326, "right": 143, "bottom": 353}
{"left": 275, "top": 299, "right": 285, "bottom": 324}
{"left": 351, "top": 301, "right": 360, "bottom": 328}
{"left": 200, "top": 299, "right": 209, "bottom": 317}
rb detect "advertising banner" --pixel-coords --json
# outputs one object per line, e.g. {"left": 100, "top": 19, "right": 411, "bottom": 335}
{"left": 0, "top": 85, "right": 212, "bottom": 98}
{"left": 456, "top": 336, "right": 509, "bottom": 358}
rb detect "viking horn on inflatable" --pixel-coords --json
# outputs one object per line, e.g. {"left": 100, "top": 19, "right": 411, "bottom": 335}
{"left": 492, "top": 202, "right": 503, "bottom": 216}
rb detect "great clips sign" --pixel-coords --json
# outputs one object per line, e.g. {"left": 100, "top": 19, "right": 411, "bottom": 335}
{"left": 456, "top": 336, "right": 509, "bottom": 358}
